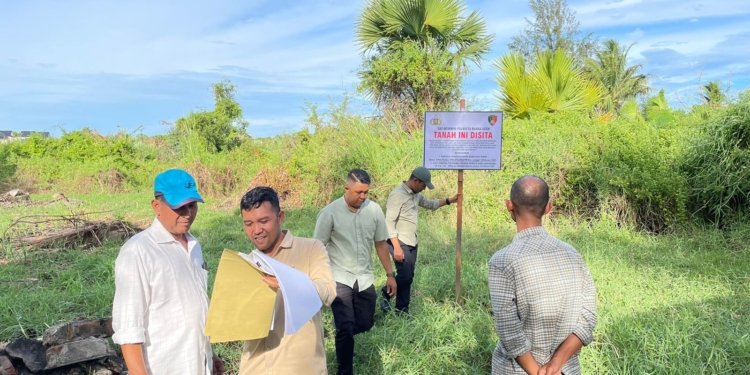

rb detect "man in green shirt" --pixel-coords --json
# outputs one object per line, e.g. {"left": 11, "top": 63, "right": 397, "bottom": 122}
{"left": 381, "top": 166, "right": 457, "bottom": 314}
{"left": 314, "top": 169, "right": 397, "bottom": 375}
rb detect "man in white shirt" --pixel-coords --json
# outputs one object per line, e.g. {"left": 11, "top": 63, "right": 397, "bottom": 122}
{"left": 112, "top": 169, "right": 224, "bottom": 375}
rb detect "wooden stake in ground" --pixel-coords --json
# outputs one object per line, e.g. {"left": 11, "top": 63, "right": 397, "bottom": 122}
{"left": 455, "top": 99, "right": 465, "bottom": 305}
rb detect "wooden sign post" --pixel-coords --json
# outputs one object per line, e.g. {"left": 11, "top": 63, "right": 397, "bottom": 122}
{"left": 423, "top": 101, "right": 503, "bottom": 304}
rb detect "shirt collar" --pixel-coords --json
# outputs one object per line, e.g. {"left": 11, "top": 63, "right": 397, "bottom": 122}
{"left": 400, "top": 182, "right": 416, "bottom": 195}
{"left": 149, "top": 217, "right": 196, "bottom": 245}
{"left": 338, "top": 196, "right": 372, "bottom": 213}
{"left": 278, "top": 229, "right": 293, "bottom": 252}
{"left": 513, "top": 226, "right": 547, "bottom": 241}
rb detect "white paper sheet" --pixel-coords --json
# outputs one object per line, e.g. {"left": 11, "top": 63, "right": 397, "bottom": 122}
{"left": 251, "top": 250, "right": 323, "bottom": 335}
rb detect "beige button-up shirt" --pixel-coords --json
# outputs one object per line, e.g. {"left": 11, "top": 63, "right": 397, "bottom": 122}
{"left": 385, "top": 182, "right": 440, "bottom": 246}
{"left": 239, "top": 231, "right": 336, "bottom": 375}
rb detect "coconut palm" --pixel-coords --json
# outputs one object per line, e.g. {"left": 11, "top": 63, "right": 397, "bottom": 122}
{"left": 357, "top": 0, "right": 493, "bottom": 71}
{"left": 496, "top": 50, "right": 602, "bottom": 119}
{"left": 585, "top": 39, "right": 649, "bottom": 113}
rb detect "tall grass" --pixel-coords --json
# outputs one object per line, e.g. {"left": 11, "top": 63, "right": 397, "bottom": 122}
{"left": 2, "top": 96, "right": 750, "bottom": 373}
{"left": 1, "top": 196, "right": 748, "bottom": 373}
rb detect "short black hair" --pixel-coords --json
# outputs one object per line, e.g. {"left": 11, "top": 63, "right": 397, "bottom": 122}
{"left": 347, "top": 169, "right": 371, "bottom": 185}
{"left": 240, "top": 186, "right": 280, "bottom": 213}
{"left": 510, "top": 175, "right": 549, "bottom": 217}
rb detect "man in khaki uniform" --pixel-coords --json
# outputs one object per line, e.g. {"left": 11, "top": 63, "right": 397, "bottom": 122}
{"left": 381, "top": 166, "right": 457, "bottom": 314}
{"left": 239, "top": 186, "right": 336, "bottom": 374}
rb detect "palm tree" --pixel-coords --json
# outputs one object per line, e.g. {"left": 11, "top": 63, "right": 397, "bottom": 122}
{"left": 496, "top": 50, "right": 602, "bottom": 119}
{"left": 619, "top": 98, "right": 643, "bottom": 122}
{"left": 643, "top": 89, "right": 674, "bottom": 126}
{"left": 357, "top": 0, "right": 493, "bottom": 131}
{"left": 585, "top": 39, "right": 649, "bottom": 113}
{"left": 357, "top": 0, "right": 493, "bottom": 72}
{"left": 701, "top": 81, "right": 726, "bottom": 108}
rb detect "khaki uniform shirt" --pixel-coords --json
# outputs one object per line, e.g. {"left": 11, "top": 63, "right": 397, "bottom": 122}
{"left": 239, "top": 231, "right": 336, "bottom": 375}
{"left": 314, "top": 197, "right": 388, "bottom": 289}
{"left": 385, "top": 182, "right": 440, "bottom": 246}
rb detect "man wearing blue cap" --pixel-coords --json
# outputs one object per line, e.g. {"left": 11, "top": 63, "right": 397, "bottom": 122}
{"left": 112, "top": 169, "right": 224, "bottom": 375}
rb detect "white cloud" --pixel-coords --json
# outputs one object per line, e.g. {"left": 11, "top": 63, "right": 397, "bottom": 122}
{"left": 0, "top": 1, "right": 361, "bottom": 91}
{"left": 1, "top": 0, "right": 749, "bottom": 134}
{"left": 573, "top": 0, "right": 750, "bottom": 29}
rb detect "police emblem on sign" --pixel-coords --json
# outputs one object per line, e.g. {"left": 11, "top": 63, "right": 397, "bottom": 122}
{"left": 488, "top": 115, "right": 498, "bottom": 125}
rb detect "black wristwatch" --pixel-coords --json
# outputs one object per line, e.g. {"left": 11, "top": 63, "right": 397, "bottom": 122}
{"left": 445, "top": 197, "right": 451, "bottom": 205}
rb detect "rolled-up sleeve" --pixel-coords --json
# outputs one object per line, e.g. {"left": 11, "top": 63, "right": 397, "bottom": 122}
{"left": 111, "top": 245, "right": 149, "bottom": 344}
{"left": 488, "top": 261, "right": 531, "bottom": 358}
{"left": 373, "top": 205, "right": 389, "bottom": 242}
{"left": 417, "top": 195, "right": 440, "bottom": 211}
{"left": 385, "top": 194, "right": 402, "bottom": 239}
{"left": 572, "top": 266, "right": 597, "bottom": 345}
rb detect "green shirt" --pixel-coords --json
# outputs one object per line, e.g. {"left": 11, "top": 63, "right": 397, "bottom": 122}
{"left": 314, "top": 197, "right": 388, "bottom": 289}
{"left": 385, "top": 182, "right": 440, "bottom": 247}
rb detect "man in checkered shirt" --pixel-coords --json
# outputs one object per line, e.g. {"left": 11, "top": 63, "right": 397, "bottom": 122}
{"left": 489, "top": 176, "right": 597, "bottom": 375}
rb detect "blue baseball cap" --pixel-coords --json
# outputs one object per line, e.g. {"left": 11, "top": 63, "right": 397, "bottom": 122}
{"left": 154, "top": 169, "right": 204, "bottom": 209}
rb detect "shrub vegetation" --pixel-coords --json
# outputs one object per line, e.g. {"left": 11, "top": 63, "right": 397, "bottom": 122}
{"left": 2, "top": 83, "right": 750, "bottom": 374}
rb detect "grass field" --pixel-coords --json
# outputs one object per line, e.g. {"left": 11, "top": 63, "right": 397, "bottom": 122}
{"left": 1, "top": 193, "right": 749, "bottom": 374}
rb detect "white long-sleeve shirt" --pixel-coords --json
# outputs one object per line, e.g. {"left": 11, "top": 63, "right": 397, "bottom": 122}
{"left": 112, "top": 218, "right": 212, "bottom": 375}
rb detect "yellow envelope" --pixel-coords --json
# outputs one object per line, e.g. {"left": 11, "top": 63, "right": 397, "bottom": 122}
{"left": 205, "top": 249, "right": 277, "bottom": 343}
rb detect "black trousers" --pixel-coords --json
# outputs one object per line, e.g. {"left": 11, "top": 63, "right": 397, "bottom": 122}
{"left": 383, "top": 239, "right": 418, "bottom": 312}
{"left": 331, "top": 281, "right": 376, "bottom": 375}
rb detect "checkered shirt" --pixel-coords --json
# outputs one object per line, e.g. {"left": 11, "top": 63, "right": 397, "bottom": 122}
{"left": 488, "top": 226, "right": 596, "bottom": 374}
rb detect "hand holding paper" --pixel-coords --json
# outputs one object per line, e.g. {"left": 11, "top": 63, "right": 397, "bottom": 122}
{"left": 205, "top": 249, "right": 323, "bottom": 343}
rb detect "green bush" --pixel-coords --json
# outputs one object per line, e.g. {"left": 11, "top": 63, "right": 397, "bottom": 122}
{"left": 588, "top": 118, "right": 687, "bottom": 231}
{"left": 170, "top": 82, "right": 249, "bottom": 153}
{"left": 284, "top": 103, "right": 421, "bottom": 205}
{"left": 682, "top": 91, "right": 750, "bottom": 226}
{"left": 0, "top": 145, "right": 16, "bottom": 188}
{"left": 3, "top": 92, "right": 740, "bottom": 232}
{"left": 501, "top": 112, "right": 687, "bottom": 231}
{"left": 359, "top": 40, "right": 463, "bottom": 133}
{"left": 6, "top": 130, "right": 158, "bottom": 193}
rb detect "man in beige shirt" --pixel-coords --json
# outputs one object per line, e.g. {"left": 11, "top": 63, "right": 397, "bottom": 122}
{"left": 382, "top": 166, "right": 457, "bottom": 314}
{"left": 238, "top": 186, "right": 336, "bottom": 375}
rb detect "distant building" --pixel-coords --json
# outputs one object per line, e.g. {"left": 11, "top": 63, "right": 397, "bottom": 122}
{"left": 0, "top": 131, "right": 50, "bottom": 143}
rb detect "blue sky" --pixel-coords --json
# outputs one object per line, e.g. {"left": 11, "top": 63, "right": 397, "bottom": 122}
{"left": 2, "top": 0, "right": 749, "bottom": 138}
